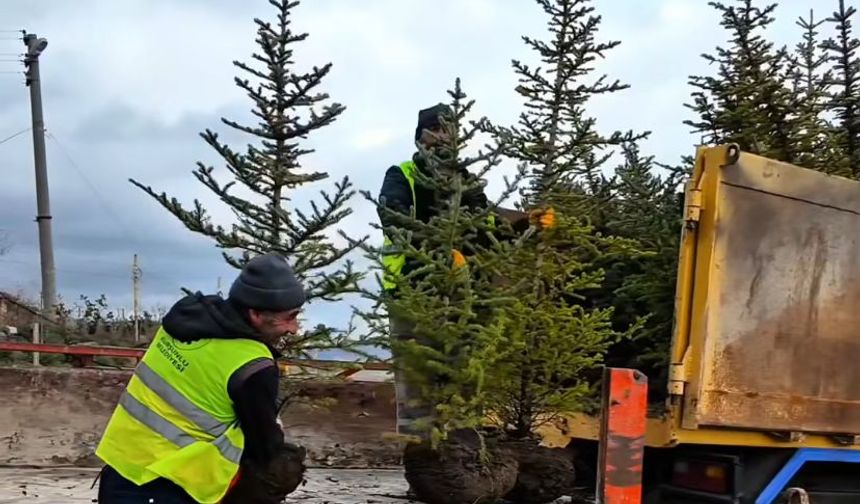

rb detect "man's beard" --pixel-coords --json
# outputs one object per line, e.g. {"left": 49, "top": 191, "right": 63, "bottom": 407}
{"left": 271, "top": 335, "right": 290, "bottom": 354}
{"left": 257, "top": 330, "right": 287, "bottom": 351}
{"left": 269, "top": 332, "right": 301, "bottom": 354}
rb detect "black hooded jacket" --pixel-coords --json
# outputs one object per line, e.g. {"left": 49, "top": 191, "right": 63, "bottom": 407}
{"left": 160, "top": 293, "right": 284, "bottom": 465}
{"left": 379, "top": 152, "right": 491, "bottom": 279}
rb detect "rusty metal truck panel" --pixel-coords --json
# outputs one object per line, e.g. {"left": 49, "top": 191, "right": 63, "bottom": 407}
{"left": 682, "top": 147, "right": 860, "bottom": 434}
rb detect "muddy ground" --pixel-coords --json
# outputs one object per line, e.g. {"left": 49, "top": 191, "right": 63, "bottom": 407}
{"left": 0, "top": 468, "right": 590, "bottom": 503}
{"left": 0, "top": 467, "right": 413, "bottom": 503}
{"left": 0, "top": 366, "right": 592, "bottom": 503}
{"left": 0, "top": 366, "right": 402, "bottom": 467}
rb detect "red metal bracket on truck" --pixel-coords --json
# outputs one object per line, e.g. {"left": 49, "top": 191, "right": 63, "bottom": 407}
{"left": 597, "top": 367, "right": 647, "bottom": 504}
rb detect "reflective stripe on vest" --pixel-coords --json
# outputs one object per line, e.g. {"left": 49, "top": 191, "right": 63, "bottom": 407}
{"left": 134, "top": 361, "right": 231, "bottom": 436}
{"left": 96, "top": 329, "right": 272, "bottom": 504}
{"left": 117, "top": 391, "right": 242, "bottom": 464}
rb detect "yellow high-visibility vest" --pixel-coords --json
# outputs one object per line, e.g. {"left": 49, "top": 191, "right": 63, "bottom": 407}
{"left": 381, "top": 160, "right": 495, "bottom": 290}
{"left": 381, "top": 160, "right": 417, "bottom": 290}
{"left": 96, "top": 328, "right": 273, "bottom": 503}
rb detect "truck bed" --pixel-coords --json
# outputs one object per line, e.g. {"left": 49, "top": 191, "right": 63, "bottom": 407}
{"left": 677, "top": 145, "right": 860, "bottom": 436}
{"left": 545, "top": 145, "right": 860, "bottom": 450}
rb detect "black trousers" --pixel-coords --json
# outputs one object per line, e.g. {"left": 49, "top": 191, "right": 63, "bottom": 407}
{"left": 97, "top": 465, "right": 198, "bottom": 503}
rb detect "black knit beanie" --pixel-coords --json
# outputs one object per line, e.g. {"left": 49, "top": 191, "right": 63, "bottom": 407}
{"left": 228, "top": 253, "right": 306, "bottom": 312}
{"left": 414, "top": 103, "right": 453, "bottom": 141}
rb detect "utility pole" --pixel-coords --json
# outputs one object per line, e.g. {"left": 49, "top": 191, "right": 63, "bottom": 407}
{"left": 32, "top": 322, "right": 40, "bottom": 366}
{"left": 23, "top": 32, "right": 56, "bottom": 320}
{"left": 132, "top": 254, "right": 141, "bottom": 343}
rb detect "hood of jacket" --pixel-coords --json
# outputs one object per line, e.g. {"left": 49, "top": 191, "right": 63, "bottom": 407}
{"left": 161, "top": 292, "right": 278, "bottom": 354}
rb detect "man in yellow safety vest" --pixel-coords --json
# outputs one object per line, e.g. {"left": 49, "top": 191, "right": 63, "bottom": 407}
{"left": 95, "top": 252, "right": 306, "bottom": 504}
{"left": 377, "top": 104, "right": 493, "bottom": 436}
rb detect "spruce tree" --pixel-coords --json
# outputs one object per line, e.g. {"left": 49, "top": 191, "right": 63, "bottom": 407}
{"left": 493, "top": 0, "right": 648, "bottom": 333}
{"left": 685, "top": 1, "right": 806, "bottom": 164}
{"left": 789, "top": 10, "right": 844, "bottom": 173}
{"left": 359, "top": 79, "right": 522, "bottom": 444}
{"left": 597, "top": 144, "right": 685, "bottom": 398}
{"left": 484, "top": 210, "right": 635, "bottom": 437}
{"left": 482, "top": 0, "right": 645, "bottom": 436}
{"left": 823, "top": 0, "right": 860, "bottom": 177}
{"left": 499, "top": 0, "right": 644, "bottom": 208}
{"left": 130, "top": 0, "right": 366, "bottom": 355}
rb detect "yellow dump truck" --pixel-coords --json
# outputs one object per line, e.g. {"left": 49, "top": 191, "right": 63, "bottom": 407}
{"left": 547, "top": 145, "right": 860, "bottom": 503}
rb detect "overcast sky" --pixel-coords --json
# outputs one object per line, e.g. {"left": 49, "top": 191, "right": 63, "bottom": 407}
{"left": 0, "top": 0, "right": 824, "bottom": 329}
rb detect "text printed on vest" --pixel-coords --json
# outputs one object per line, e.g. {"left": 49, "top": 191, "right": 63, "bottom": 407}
{"left": 155, "top": 337, "right": 190, "bottom": 373}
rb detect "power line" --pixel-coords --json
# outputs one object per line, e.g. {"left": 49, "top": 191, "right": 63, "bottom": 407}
{"left": 0, "top": 127, "right": 30, "bottom": 146}
{"left": 0, "top": 256, "right": 182, "bottom": 283}
{"left": 10, "top": 133, "right": 221, "bottom": 288}
{"left": 46, "top": 132, "right": 140, "bottom": 246}
{"left": 42, "top": 132, "right": 185, "bottom": 285}
{"left": 0, "top": 257, "right": 133, "bottom": 279}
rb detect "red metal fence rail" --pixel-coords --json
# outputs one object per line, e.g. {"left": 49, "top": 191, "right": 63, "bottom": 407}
{"left": 0, "top": 341, "right": 390, "bottom": 378}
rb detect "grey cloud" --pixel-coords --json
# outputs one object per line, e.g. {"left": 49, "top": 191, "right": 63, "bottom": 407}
{"left": 2, "top": 113, "right": 384, "bottom": 322}
{"left": 72, "top": 103, "right": 193, "bottom": 143}
{"left": 70, "top": 101, "right": 253, "bottom": 143}
{"left": 0, "top": 0, "right": 822, "bottom": 332}
{"left": 0, "top": 77, "right": 28, "bottom": 114}
{"left": 0, "top": 189, "right": 230, "bottom": 306}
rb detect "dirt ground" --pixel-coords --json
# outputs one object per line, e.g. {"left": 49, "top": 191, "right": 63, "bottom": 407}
{"left": 0, "top": 467, "right": 413, "bottom": 503}
{"left": 0, "top": 366, "right": 591, "bottom": 503}
{"left": 0, "top": 366, "right": 402, "bottom": 468}
{"left": 0, "top": 468, "right": 589, "bottom": 503}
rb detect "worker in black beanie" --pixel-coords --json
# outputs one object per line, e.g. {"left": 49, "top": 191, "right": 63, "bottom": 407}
{"left": 96, "top": 252, "right": 307, "bottom": 504}
{"left": 413, "top": 103, "right": 452, "bottom": 143}
{"left": 229, "top": 252, "right": 307, "bottom": 337}
{"left": 374, "top": 104, "right": 492, "bottom": 440}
